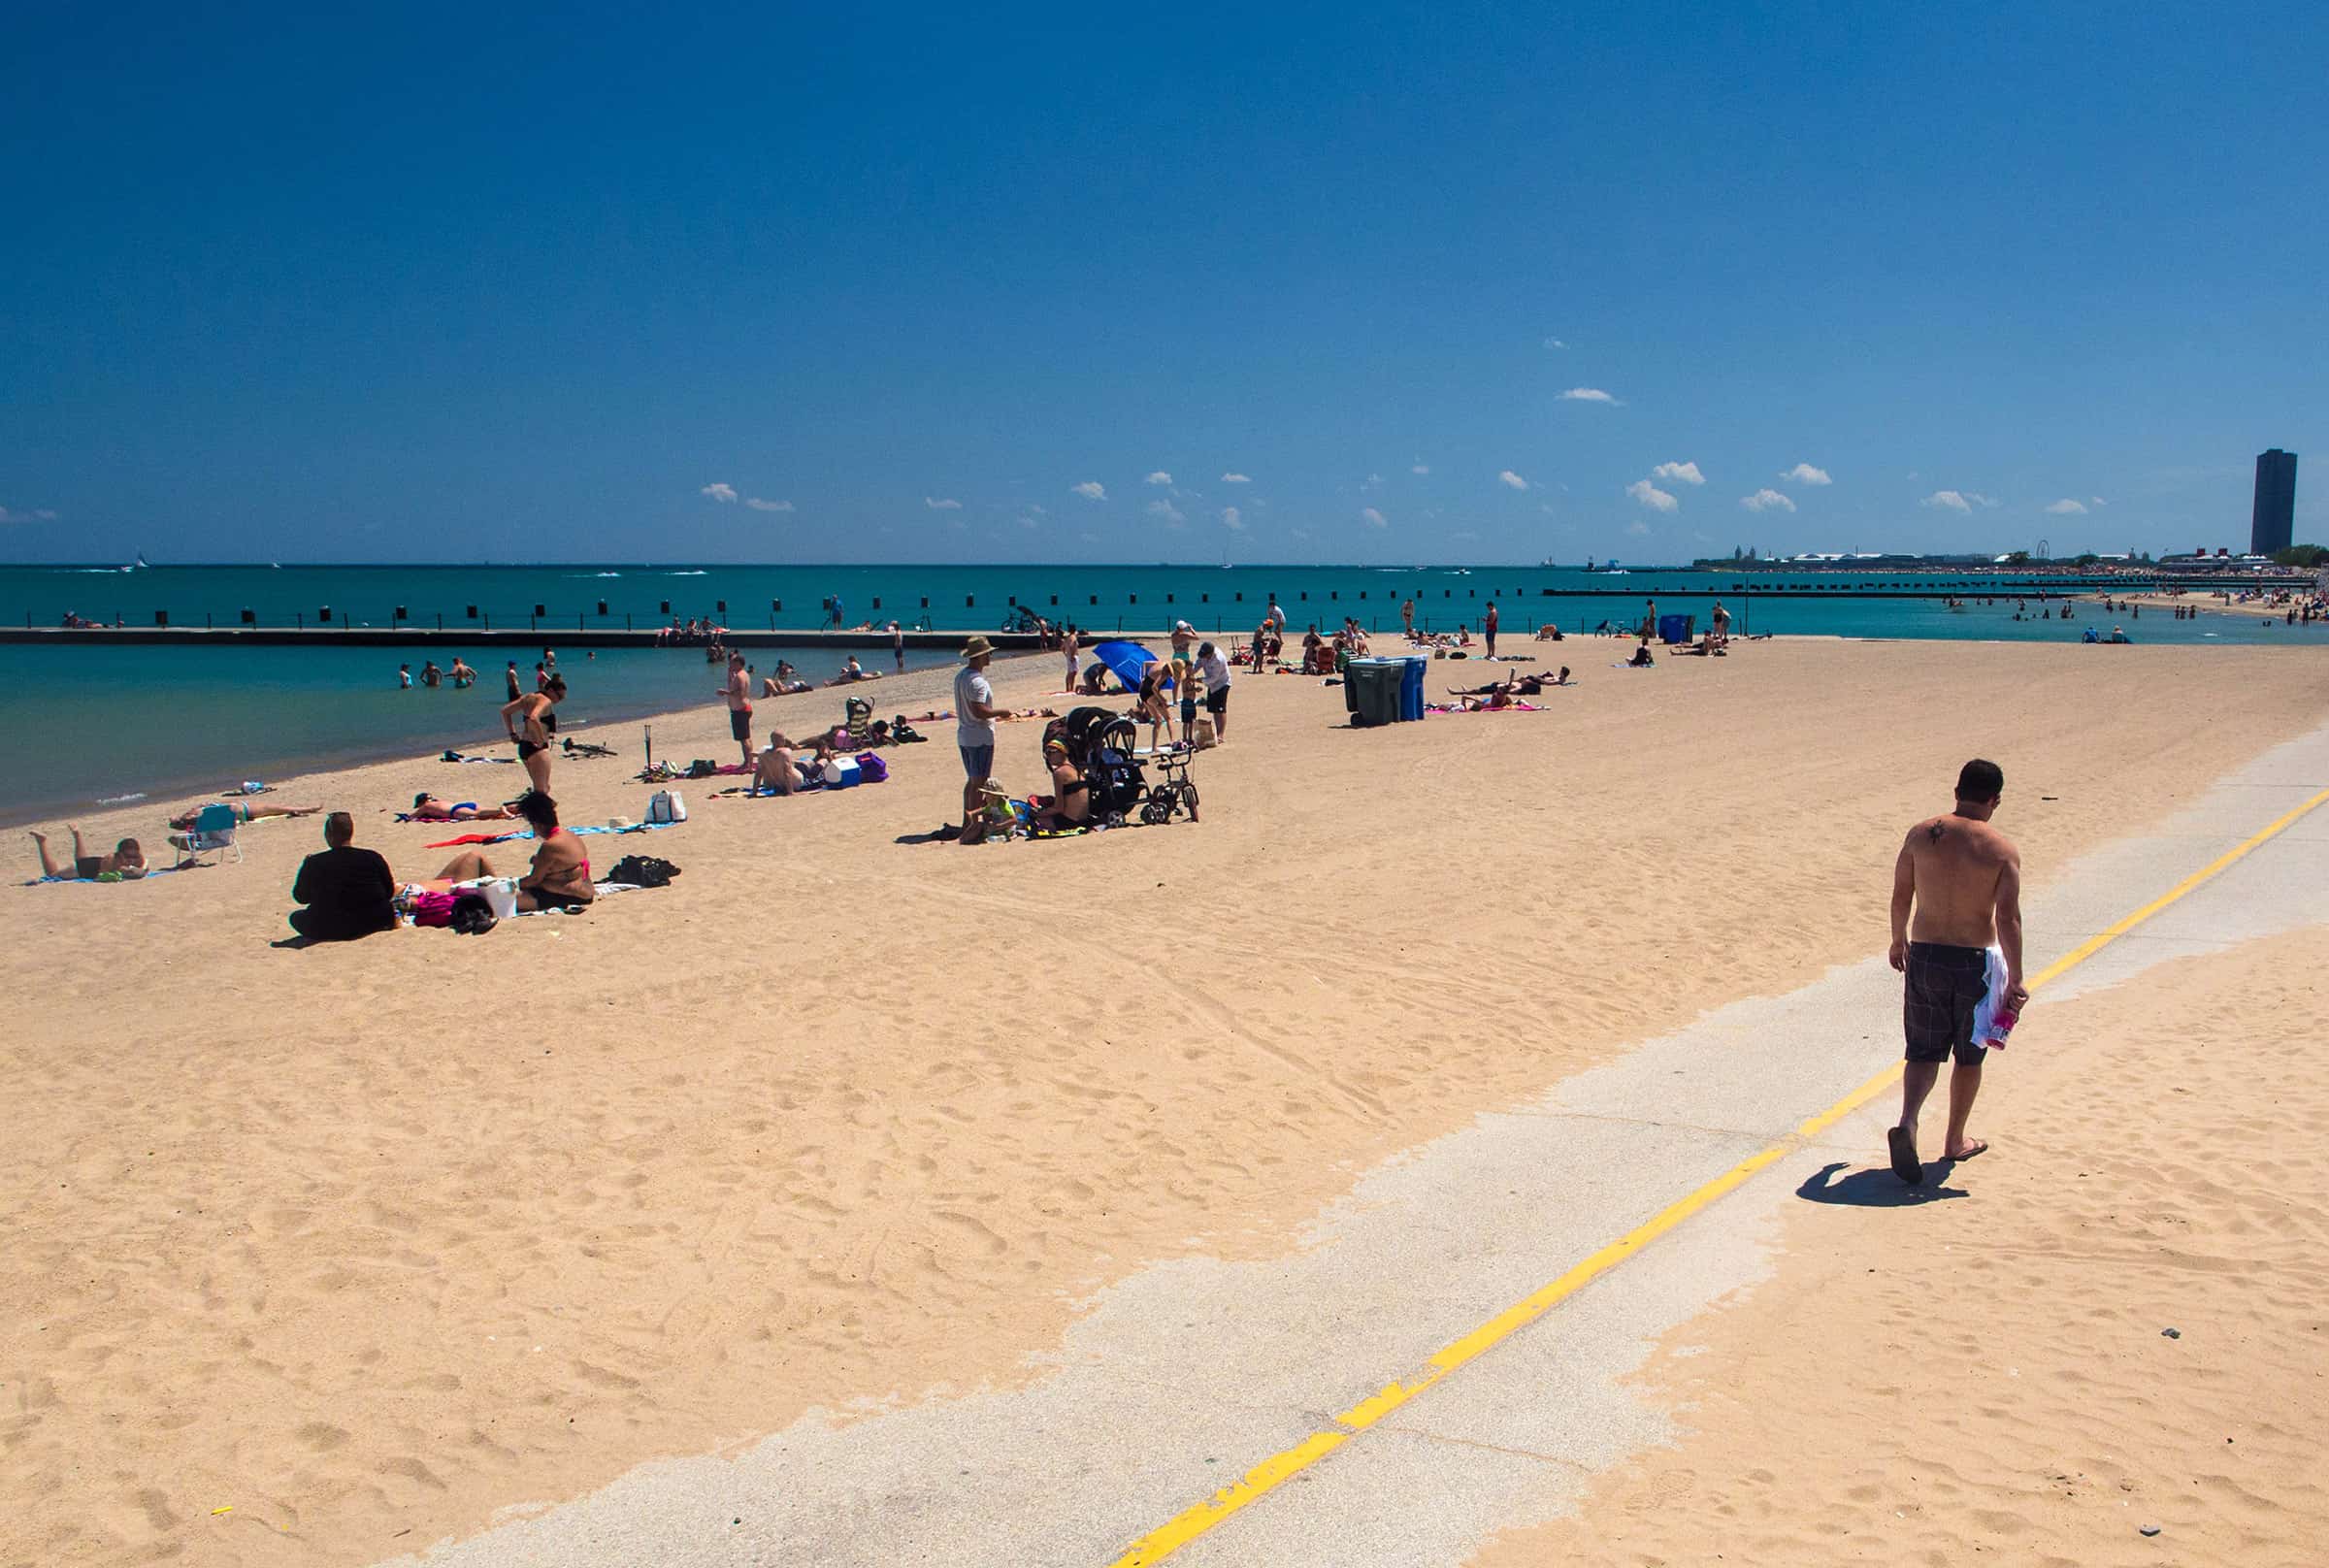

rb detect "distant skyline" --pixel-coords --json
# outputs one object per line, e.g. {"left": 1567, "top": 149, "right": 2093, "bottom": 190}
{"left": 3, "top": 3, "right": 2323, "bottom": 565}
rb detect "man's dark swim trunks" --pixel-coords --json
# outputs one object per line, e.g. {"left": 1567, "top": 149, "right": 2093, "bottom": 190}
{"left": 1903, "top": 941, "right": 1990, "bottom": 1066}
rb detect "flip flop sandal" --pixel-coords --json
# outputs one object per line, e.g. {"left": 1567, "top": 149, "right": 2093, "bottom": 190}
{"left": 1887, "top": 1126, "right": 1925, "bottom": 1187}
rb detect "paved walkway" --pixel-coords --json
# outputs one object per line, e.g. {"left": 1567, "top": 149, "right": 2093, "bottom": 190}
{"left": 392, "top": 721, "right": 2329, "bottom": 1568}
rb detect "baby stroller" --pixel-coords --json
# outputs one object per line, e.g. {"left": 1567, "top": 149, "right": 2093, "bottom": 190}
{"left": 1046, "top": 705, "right": 1148, "bottom": 827}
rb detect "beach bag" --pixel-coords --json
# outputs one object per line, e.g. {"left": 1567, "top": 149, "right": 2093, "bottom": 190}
{"left": 471, "top": 876, "right": 520, "bottom": 919}
{"left": 686, "top": 758, "right": 718, "bottom": 779}
{"left": 447, "top": 892, "right": 498, "bottom": 935}
{"left": 647, "top": 789, "right": 687, "bottom": 824}
{"left": 1190, "top": 715, "right": 1218, "bottom": 749}
{"left": 607, "top": 854, "right": 680, "bottom": 889}
{"left": 409, "top": 890, "right": 458, "bottom": 928}
{"left": 854, "top": 751, "right": 889, "bottom": 783}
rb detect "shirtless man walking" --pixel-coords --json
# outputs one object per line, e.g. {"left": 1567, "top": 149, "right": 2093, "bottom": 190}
{"left": 1886, "top": 758, "right": 2027, "bottom": 1184}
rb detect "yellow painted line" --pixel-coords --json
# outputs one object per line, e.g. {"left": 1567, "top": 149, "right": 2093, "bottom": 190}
{"left": 1105, "top": 785, "right": 2329, "bottom": 1567}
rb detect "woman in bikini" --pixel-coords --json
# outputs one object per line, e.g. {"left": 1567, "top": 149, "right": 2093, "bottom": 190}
{"left": 410, "top": 794, "right": 518, "bottom": 821}
{"left": 417, "top": 791, "right": 594, "bottom": 911}
{"left": 166, "top": 800, "right": 322, "bottom": 830}
{"left": 29, "top": 826, "right": 147, "bottom": 880}
{"left": 1033, "top": 738, "right": 1092, "bottom": 831}
{"left": 1135, "top": 664, "right": 1174, "bottom": 752}
{"left": 503, "top": 675, "right": 565, "bottom": 795}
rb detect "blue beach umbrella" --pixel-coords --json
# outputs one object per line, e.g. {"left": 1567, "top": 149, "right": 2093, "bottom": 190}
{"left": 1089, "top": 639, "right": 1162, "bottom": 690}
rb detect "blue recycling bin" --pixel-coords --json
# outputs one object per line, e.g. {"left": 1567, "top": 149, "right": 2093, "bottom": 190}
{"left": 1398, "top": 657, "right": 1426, "bottom": 721}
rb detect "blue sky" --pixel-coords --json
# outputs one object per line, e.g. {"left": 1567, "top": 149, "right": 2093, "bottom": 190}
{"left": 4, "top": 2, "right": 2323, "bottom": 564}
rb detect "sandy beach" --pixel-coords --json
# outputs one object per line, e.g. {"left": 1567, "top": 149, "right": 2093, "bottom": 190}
{"left": 1467, "top": 923, "right": 2329, "bottom": 1567}
{"left": 6, "top": 637, "right": 2327, "bottom": 1567}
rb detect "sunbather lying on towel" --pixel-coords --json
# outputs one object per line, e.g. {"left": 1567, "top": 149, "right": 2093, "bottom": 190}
{"left": 29, "top": 826, "right": 147, "bottom": 880}
{"left": 410, "top": 791, "right": 593, "bottom": 911}
{"left": 1447, "top": 668, "right": 1572, "bottom": 700}
{"left": 167, "top": 800, "right": 321, "bottom": 830}
{"left": 410, "top": 794, "right": 519, "bottom": 821}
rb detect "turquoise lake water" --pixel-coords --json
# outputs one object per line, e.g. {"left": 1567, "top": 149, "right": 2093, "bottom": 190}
{"left": 2, "top": 562, "right": 2313, "bottom": 824}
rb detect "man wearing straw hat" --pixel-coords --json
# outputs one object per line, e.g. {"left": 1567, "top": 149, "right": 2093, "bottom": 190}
{"left": 954, "top": 636, "right": 1008, "bottom": 844}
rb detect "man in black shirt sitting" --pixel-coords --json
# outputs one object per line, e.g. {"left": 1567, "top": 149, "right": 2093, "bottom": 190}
{"left": 288, "top": 813, "right": 397, "bottom": 941}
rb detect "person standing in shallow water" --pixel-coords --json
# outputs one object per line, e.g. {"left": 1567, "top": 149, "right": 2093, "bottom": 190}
{"left": 1886, "top": 758, "right": 2027, "bottom": 1185}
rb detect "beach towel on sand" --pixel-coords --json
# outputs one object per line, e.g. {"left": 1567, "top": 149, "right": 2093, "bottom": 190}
{"left": 24, "top": 866, "right": 187, "bottom": 887}
{"left": 421, "top": 822, "right": 676, "bottom": 849}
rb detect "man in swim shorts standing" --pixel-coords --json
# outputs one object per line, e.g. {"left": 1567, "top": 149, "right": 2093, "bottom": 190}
{"left": 1886, "top": 757, "right": 2027, "bottom": 1184}
{"left": 720, "top": 651, "right": 753, "bottom": 768}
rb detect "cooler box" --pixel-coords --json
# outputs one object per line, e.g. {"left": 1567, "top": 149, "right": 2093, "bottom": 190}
{"left": 821, "top": 756, "right": 863, "bottom": 789}
{"left": 1657, "top": 612, "right": 1696, "bottom": 645}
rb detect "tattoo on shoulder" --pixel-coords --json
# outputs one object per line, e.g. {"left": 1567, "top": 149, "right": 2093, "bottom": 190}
{"left": 1926, "top": 822, "right": 1947, "bottom": 843}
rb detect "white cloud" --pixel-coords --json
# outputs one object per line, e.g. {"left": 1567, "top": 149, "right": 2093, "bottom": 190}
{"left": 1145, "top": 498, "right": 1186, "bottom": 525}
{"left": 1361, "top": 506, "right": 1388, "bottom": 528}
{"left": 1782, "top": 463, "right": 1832, "bottom": 486}
{"left": 1016, "top": 516, "right": 1039, "bottom": 531}
{"left": 1626, "top": 478, "right": 1679, "bottom": 513}
{"left": 2091, "top": 496, "right": 2107, "bottom": 507}
{"left": 1624, "top": 519, "right": 1652, "bottom": 536}
{"left": 699, "top": 482, "right": 738, "bottom": 503}
{"left": 1027, "top": 504, "right": 1047, "bottom": 515}
{"left": 1543, "top": 337, "right": 1568, "bottom": 350}
{"left": 2044, "top": 499, "right": 2088, "bottom": 515}
{"left": 1652, "top": 460, "right": 1705, "bottom": 486}
{"left": 1740, "top": 488, "right": 1796, "bottom": 513}
{"left": 1964, "top": 492, "right": 2001, "bottom": 508}
{"left": 745, "top": 497, "right": 793, "bottom": 512}
{"left": 1220, "top": 506, "right": 1243, "bottom": 531}
{"left": 1362, "top": 473, "right": 1384, "bottom": 490}
{"left": 1070, "top": 481, "right": 1106, "bottom": 501}
{"left": 1558, "top": 387, "right": 1619, "bottom": 404}
{"left": 1921, "top": 490, "right": 1973, "bottom": 513}
{"left": 1410, "top": 463, "right": 1430, "bottom": 475}
{"left": 923, "top": 496, "right": 962, "bottom": 510}
{"left": 35, "top": 508, "right": 56, "bottom": 520}
{"left": 1220, "top": 472, "right": 1252, "bottom": 484}
{"left": 1144, "top": 471, "right": 1173, "bottom": 486}
{"left": 1498, "top": 470, "right": 1530, "bottom": 491}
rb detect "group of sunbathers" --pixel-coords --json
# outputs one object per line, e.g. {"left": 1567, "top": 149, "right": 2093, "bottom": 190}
{"left": 1440, "top": 668, "right": 1574, "bottom": 708}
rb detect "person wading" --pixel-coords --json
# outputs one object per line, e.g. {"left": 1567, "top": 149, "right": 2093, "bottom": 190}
{"left": 1886, "top": 758, "right": 2026, "bottom": 1184}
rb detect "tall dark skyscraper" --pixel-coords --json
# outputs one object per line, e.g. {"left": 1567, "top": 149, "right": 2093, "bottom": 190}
{"left": 2251, "top": 448, "right": 2297, "bottom": 556}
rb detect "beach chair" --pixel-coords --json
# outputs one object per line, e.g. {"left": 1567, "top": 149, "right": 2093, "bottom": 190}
{"left": 171, "top": 802, "right": 241, "bottom": 866}
{"left": 841, "top": 696, "right": 876, "bottom": 746}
